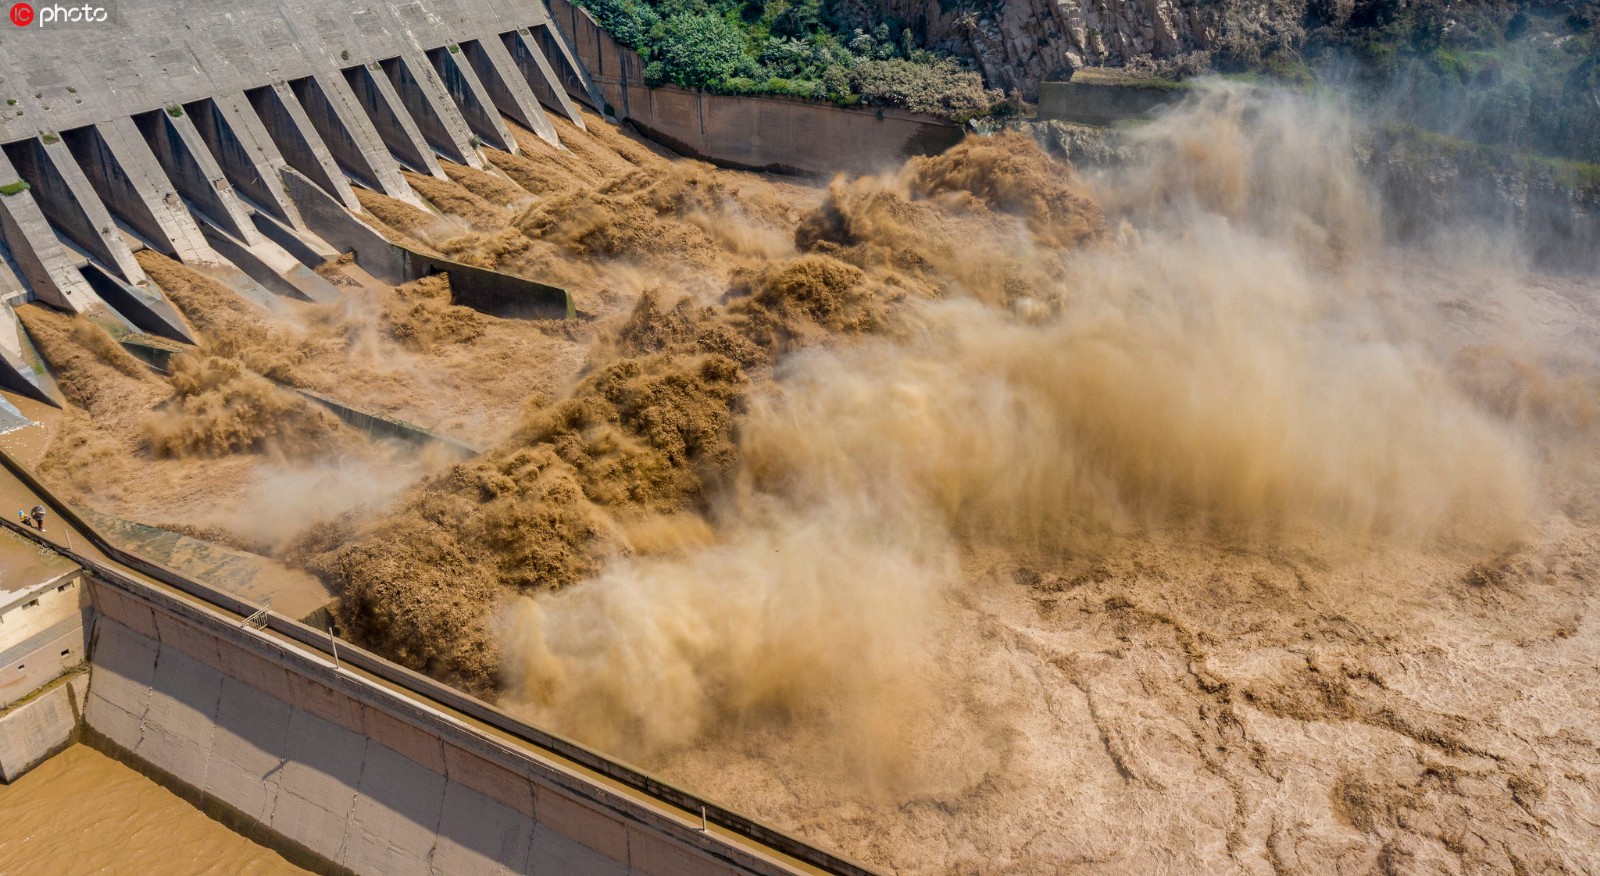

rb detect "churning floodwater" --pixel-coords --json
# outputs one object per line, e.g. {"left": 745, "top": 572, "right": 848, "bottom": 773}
{"left": 16, "top": 88, "right": 1600, "bottom": 874}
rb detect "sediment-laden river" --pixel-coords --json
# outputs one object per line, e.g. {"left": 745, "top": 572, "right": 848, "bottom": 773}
{"left": 0, "top": 745, "right": 308, "bottom": 875}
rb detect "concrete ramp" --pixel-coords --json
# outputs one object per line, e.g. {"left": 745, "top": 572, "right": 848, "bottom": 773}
{"left": 74, "top": 508, "right": 333, "bottom": 623}
{"left": 0, "top": 296, "right": 64, "bottom": 407}
{"left": 79, "top": 262, "right": 197, "bottom": 344}
{"left": 281, "top": 168, "right": 572, "bottom": 319}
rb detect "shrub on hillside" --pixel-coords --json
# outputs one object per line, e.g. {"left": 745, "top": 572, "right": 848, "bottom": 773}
{"left": 645, "top": 12, "right": 758, "bottom": 88}
{"left": 850, "top": 58, "right": 1000, "bottom": 119}
{"left": 574, "top": 0, "right": 1000, "bottom": 120}
{"left": 581, "top": 0, "right": 661, "bottom": 47}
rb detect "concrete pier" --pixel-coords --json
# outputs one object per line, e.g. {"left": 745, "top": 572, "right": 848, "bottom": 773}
{"left": 427, "top": 45, "right": 519, "bottom": 153}
{"left": 78, "top": 261, "right": 196, "bottom": 344}
{"left": 344, "top": 64, "right": 446, "bottom": 178}
{"left": 125, "top": 109, "right": 340, "bottom": 306}
{"left": 505, "top": 27, "right": 588, "bottom": 128}
{"left": 187, "top": 95, "right": 307, "bottom": 232}
{"left": 1, "top": 138, "right": 146, "bottom": 284}
{"left": 65, "top": 120, "right": 216, "bottom": 264}
{"left": 249, "top": 84, "right": 363, "bottom": 213}
{"left": 292, "top": 74, "right": 418, "bottom": 202}
{"left": 0, "top": 296, "right": 63, "bottom": 406}
{"left": 0, "top": 166, "right": 105, "bottom": 314}
{"left": 463, "top": 37, "right": 564, "bottom": 146}
{"left": 134, "top": 109, "right": 264, "bottom": 244}
{"left": 386, "top": 53, "right": 486, "bottom": 168}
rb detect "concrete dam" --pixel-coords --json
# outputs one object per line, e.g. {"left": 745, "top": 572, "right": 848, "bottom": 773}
{"left": 0, "top": 0, "right": 904, "bottom": 873}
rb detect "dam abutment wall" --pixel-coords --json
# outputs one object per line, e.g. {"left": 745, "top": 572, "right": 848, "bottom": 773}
{"left": 545, "top": 0, "right": 964, "bottom": 176}
{"left": 73, "top": 552, "right": 833, "bottom": 876}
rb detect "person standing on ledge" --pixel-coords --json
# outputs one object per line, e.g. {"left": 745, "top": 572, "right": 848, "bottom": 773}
{"left": 29, "top": 505, "right": 45, "bottom": 532}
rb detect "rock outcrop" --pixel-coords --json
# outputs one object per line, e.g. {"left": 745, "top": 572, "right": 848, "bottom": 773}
{"left": 832, "top": 0, "right": 1308, "bottom": 99}
{"left": 1014, "top": 116, "right": 1600, "bottom": 273}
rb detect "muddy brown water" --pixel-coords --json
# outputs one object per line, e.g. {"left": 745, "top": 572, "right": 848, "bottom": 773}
{"left": 0, "top": 745, "right": 309, "bottom": 875}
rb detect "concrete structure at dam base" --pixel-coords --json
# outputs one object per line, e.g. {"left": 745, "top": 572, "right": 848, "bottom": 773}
{"left": 0, "top": 672, "right": 86, "bottom": 782}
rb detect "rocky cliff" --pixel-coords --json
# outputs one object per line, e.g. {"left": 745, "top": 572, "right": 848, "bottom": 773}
{"left": 830, "top": 0, "right": 1307, "bottom": 99}
{"left": 1019, "top": 116, "right": 1600, "bottom": 272}
{"left": 1369, "top": 128, "right": 1600, "bottom": 272}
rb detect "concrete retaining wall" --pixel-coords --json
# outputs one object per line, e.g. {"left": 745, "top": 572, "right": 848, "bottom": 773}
{"left": 407, "top": 251, "right": 575, "bottom": 319}
{"left": 114, "top": 334, "right": 479, "bottom": 457}
{"left": 80, "top": 571, "right": 786, "bottom": 876}
{"left": 282, "top": 169, "right": 572, "bottom": 319}
{"left": 0, "top": 673, "right": 86, "bottom": 781}
{"left": 1035, "top": 79, "right": 1184, "bottom": 126}
{"left": 546, "top": 0, "right": 963, "bottom": 176}
{"left": 297, "top": 388, "right": 481, "bottom": 458}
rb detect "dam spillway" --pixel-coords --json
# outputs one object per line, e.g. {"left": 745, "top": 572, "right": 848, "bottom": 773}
{"left": 0, "top": 0, "right": 585, "bottom": 407}
{"left": 0, "top": 1, "right": 894, "bottom": 873}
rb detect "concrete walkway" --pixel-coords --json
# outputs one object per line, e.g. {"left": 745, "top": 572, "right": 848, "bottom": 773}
{"left": 0, "top": 524, "right": 77, "bottom": 597}
{"left": 0, "top": 462, "right": 330, "bottom": 621}
{"left": 77, "top": 509, "right": 332, "bottom": 622}
{"left": 0, "top": 465, "right": 111, "bottom": 571}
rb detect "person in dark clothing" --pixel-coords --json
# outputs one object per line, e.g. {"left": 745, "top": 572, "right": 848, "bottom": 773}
{"left": 29, "top": 505, "right": 45, "bottom": 532}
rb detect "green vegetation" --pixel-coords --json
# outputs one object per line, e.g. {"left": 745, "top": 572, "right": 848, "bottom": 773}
{"left": 1380, "top": 123, "right": 1600, "bottom": 202}
{"left": 40, "top": 133, "right": 58, "bottom": 144}
{"left": 1345, "top": 4, "right": 1595, "bottom": 162}
{"left": 166, "top": 105, "right": 184, "bottom": 118}
{"left": 572, "top": 0, "right": 1003, "bottom": 119}
{"left": 1231, "top": 1, "right": 1600, "bottom": 165}
{"left": 1070, "top": 68, "right": 1194, "bottom": 92}
{"left": 0, "top": 181, "right": 32, "bottom": 196}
